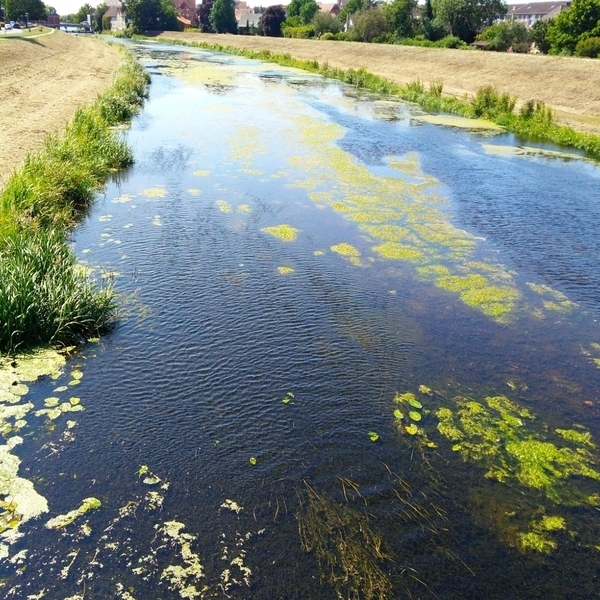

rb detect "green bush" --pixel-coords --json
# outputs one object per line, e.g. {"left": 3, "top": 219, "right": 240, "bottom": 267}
{"left": 320, "top": 32, "right": 336, "bottom": 40}
{"left": 334, "top": 31, "right": 349, "bottom": 40}
{"left": 477, "top": 20, "right": 530, "bottom": 52}
{"left": 282, "top": 24, "right": 315, "bottom": 38}
{"left": 470, "top": 85, "right": 516, "bottom": 119}
{"left": 575, "top": 36, "right": 600, "bottom": 57}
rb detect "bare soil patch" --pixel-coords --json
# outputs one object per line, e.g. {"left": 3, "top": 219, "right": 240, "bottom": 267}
{"left": 0, "top": 30, "right": 121, "bottom": 186}
{"left": 154, "top": 32, "right": 600, "bottom": 136}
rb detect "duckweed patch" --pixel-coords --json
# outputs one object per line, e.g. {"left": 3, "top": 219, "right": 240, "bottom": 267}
{"left": 298, "top": 487, "right": 392, "bottom": 600}
{"left": 216, "top": 200, "right": 232, "bottom": 213}
{"left": 141, "top": 187, "right": 166, "bottom": 198}
{"left": 277, "top": 266, "right": 295, "bottom": 275}
{"left": 46, "top": 497, "right": 101, "bottom": 529}
{"left": 261, "top": 224, "right": 299, "bottom": 242}
{"left": 393, "top": 386, "right": 600, "bottom": 552}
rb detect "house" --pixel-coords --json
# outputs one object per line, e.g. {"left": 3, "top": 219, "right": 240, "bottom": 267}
{"left": 503, "top": 2, "right": 571, "bottom": 27}
{"left": 235, "top": 4, "right": 264, "bottom": 35}
{"left": 104, "top": 4, "right": 126, "bottom": 31}
{"left": 317, "top": 0, "right": 351, "bottom": 16}
{"left": 174, "top": 0, "right": 198, "bottom": 27}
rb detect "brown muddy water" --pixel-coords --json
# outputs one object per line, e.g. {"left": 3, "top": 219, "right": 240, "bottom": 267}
{"left": 1, "top": 39, "right": 600, "bottom": 599}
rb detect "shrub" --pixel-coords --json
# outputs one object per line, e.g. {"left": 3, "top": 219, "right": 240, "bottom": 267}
{"left": 349, "top": 7, "right": 389, "bottom": 42}
{"left": 311, "top": 11, "right": 341, "bottom": 36}
{"left": 575, "top": 36, "right": 600, "bottom": 57}
{"left": 477, "top": 20, "right": 530, "bottom": 52}
{"left": 282, "top": 24, "right": 315, "bottom": 37}
{"left": 470, "top": 85, "right": 516, "bottom": 119}
{"left": 320, "top": 32, "right": 336, "bottom": 40}
{"left": 334, "top": 31, "right": 349, "bottom": 40}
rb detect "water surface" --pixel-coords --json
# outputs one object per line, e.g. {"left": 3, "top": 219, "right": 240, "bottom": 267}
{"left": 2, "top": 40, "right": 600, "bottom": 600}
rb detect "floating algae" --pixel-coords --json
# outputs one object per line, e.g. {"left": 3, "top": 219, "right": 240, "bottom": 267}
{"left": 261, "top": 224, "right": 299, "bottom": 242}
{"left": 330, "top": 242, "right": 362, "bottom": 266}
{"left": 391, "top": 386, "right": 600, "bottom": 552}
{"left": 298, "top": 488, "right": 392, "bottom": 600}
{"left": 518, "top": 515, "right": 566, "bottom": 554}
{"left": 215, "top": 200, "right": 232, "bottom": 213}
{"left": 415, "top": 114, "right": 503, "bottom": 132}
{"left": 193, "top": 170, "right": 210, "bottom": 177}
{"left": 46, "top": 497, "right": 101, "bottom": 529}
{"left": 277, "top": 266, "right": 295, "bottom": 275}
{"left": 237, "top": 204, "right": 251, "bottom": 213}
{"left": 187, "top": 188, "right": 202, "bottom": 196}
{"left": 282, "top": 113, "right": 523, "bottom": 321}
{"left": 435, "top": 395, "right": 600, "bottom": 503}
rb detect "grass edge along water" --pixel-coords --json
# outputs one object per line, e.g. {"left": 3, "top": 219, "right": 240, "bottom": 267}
{"left": 136, "top": 34, "right": 600, "bottom": 161}
{"left": 0, "top": 45, "right": 150, "bottom": 354}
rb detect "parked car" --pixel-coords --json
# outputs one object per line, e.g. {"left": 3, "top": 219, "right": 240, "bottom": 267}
{"left": 12, "top": 22, "right": 21, "bottom": 29}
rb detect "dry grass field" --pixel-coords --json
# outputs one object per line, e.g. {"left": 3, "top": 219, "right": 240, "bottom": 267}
{"left": 154, "top": 31, "right": 600, "bottom": 136}
{"left": 0, "top": 29, "right": 121, "bottom": 186}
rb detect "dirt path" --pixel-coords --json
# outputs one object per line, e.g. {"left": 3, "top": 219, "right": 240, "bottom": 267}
{"left": 153, "top": 32, "right": 600, "bottom": 136}
{"left": 0, "top": 29, "right": 121, "bottom": 186}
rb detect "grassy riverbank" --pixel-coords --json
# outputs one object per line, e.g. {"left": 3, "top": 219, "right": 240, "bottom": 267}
{"left": 143, "top": 34, "right": 600, "bottom": 159}
{"left": 0, "top": 50, "right": 149, "bottom": 354}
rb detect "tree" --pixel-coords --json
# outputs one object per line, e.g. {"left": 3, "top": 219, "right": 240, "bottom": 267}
{"left": 311, "top": 11, "right": 342, "bottom": 36}
{"left": 530, "top": 19, "right": 551, "bottom": 53}
{"left": 210, "top": 0, "right": 237, "bottom": 33}
{"left": 74, "top": 2, "right": 93, "bottom": 23}
{"left": 260, "top": 4, "right": 286, "bottom": 36}
{"left": 287, "top": 0, "right": 319, "bottom": 25}
{"left": 547, "top": 0, "right": 600, "bottom": 54}
{"left": 349, "top": 6, "right": 389, "bottom": 42}
{"left": 197, "top": 0, "right": 215, "bottom": 32}
{"left": 339, "top": 0, "right": 371, "bottom": 21}
{"left": 5, "top": 0, "right": 46, "bottom": 20}
{"left": 432, "top": 0, "right": 507, "bottom": 43}
{"left": 93, "top": 2, "right": 108, "bottom": 31}
{"left": 122, "top": 0, "right": 179, "bottom": 32}
{"left": 477, "top": 19, "right": 530, "bottom": 51}
{"left": 384, "top": 0, "right": 417, "bottom": 39}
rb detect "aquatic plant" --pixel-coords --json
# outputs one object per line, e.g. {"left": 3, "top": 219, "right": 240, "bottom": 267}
{"left": 46, "top": 497, "right": 101, "bottom": 529}
{"left": 261, "top": 224, "right": 299, "bottom": 241}
{"left": 392, "top": 386, "right": 600, "bottom": 552}
{"left": 298, "top": 486, "right": 393, "bottom": 600}
{"left": 435, "top": 394, "right": 600, "bottom": 504}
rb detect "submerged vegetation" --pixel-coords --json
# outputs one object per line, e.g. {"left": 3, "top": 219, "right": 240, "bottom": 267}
{"left": 0, "top": 48, "right": 149, "bottom": 354}
{"left": 298, "top": 485, "right": 393, "bottom": 600}
{"left": 139, "top": 35, "right": 600, "bottom": 160}
{"left": 392, "top": 385, "right": 600, "bottom": 553}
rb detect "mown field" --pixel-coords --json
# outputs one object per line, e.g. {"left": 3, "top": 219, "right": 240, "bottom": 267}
{"left": 0, "top": 29, "right": 121, "bottom": 184}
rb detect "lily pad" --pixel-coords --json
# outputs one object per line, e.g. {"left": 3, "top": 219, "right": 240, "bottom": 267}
{"left": 393, "top": 409, "right": 404, "bottom": 420}
{"left": 408, "top": 398, "right": 423, "bottom": 409}
{"left": 249, "top": 457, "right": 257, "bottom": 465}
{"left": 405, "top": 424, "right": 419, "bottom": 435}
{"left": 409, "top": 411, "right": 422, "bottom": 421}
{"left": 368, "top": 431, "right": 380, "bottom": 442}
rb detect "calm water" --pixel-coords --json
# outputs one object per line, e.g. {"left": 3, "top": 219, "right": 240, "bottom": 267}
{"left": 3, "top": 40, "right": 600, "bottom": 599}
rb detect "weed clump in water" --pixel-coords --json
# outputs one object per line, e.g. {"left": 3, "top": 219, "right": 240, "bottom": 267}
{"left": 298, "top": 486, "right": 393, "bottom": 600}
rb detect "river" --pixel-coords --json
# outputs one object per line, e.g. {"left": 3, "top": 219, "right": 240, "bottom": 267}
{"left": 2, "top": 39, "right": 600, "bottom": 599}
